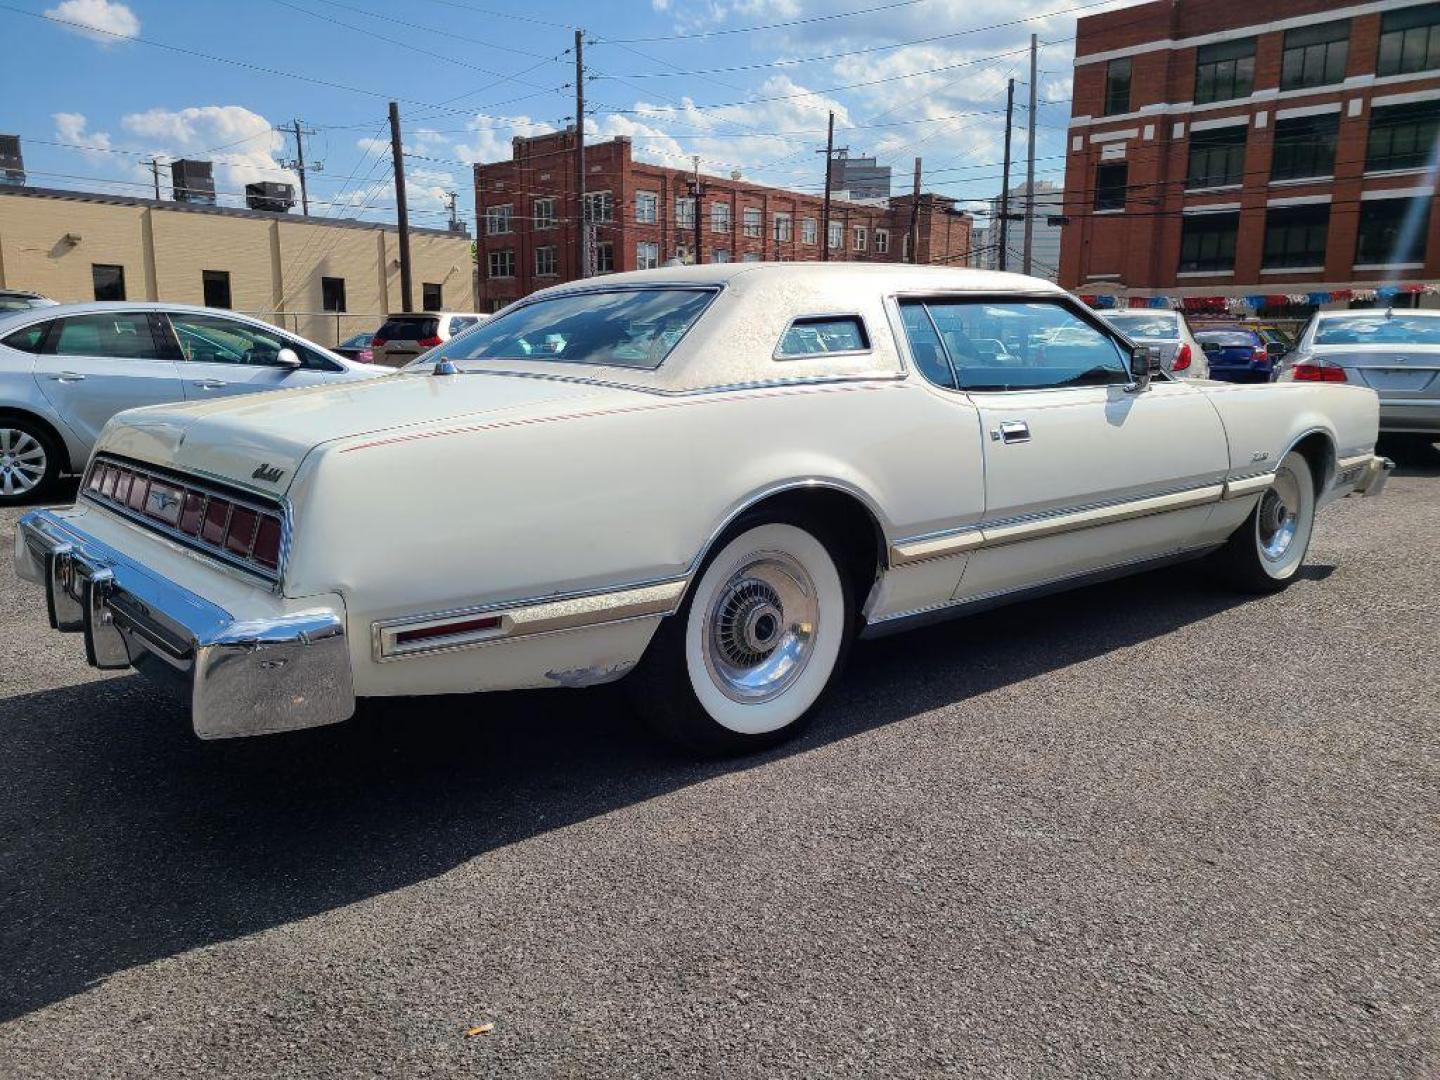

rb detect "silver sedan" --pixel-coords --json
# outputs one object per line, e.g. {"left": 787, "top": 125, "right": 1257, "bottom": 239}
{"left": 1280, "top": 308, "right": 1440, "bottom": 438}
{"left": 1100, "top": 309, "right": 1211, "bottom": 379}
{"left": 0, "top": 302, "right": 385, "bottom": 503}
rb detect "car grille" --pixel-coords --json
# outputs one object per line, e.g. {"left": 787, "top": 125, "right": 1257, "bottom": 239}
{"left": 83, "top": 456, "right": 286, "bottom": 582}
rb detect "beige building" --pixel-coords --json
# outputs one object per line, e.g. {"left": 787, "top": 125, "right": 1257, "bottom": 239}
{"left": 0, "top": 186, "right": 476, "bottom": 346}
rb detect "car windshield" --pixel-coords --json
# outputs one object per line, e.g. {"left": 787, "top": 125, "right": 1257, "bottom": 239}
{"left": 1315, "top": 314, "right": 1440, "bottom": 346}
{"left": 428, "top": 287, "right": 717, "bottom": 371}
{"left": 1105, "top": 314, "right": 1179, "bottom": 340}
{"left": 339, "top": 332, "right": 374, "bottom": 348}
{"left": 1196, "top": 331, "right": 1256, "bottom": 347}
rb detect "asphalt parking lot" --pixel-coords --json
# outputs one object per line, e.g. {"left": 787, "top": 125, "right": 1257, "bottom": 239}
{"left": 1, "top": 440, "right": 1437, "bottom": 1079}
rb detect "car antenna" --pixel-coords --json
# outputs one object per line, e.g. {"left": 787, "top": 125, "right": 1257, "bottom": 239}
{"left": 433, "top": 356, "right": 459, "bottom": 375}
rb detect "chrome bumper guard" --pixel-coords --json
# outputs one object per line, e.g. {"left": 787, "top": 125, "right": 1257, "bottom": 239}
{"left": 1351, "top": 456, "right": 1394, "bottom": 499}
{"left": 14, "top": 509, "right": 354, "bottom": 739}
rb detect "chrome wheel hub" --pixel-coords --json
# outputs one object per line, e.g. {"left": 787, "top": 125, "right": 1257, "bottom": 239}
{"left": 0, "top": 428, "right": 45, "bottom": 496}
{"left": 1257, "top": 466, "right": 1302, "bottom": 561}
{"left": 702, "top": 551, "right": 819, "bottom": 703}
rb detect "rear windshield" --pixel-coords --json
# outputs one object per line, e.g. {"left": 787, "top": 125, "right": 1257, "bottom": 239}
{"left": 377, "top": 316, "right": 439, "bottom": 341}
{"left": 1196, "top": 331, "right": 1256, "bottom": 347}
{"left": 429, "top": 288, "right": 716, "bottom": 371}
{"left": 1105, "top": 314, "right": 1178, "bottom": 340}
{"left": 1315, "top": 315, "right": 1440, "bottom": 346}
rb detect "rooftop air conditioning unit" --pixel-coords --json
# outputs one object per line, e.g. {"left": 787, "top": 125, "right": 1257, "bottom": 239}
{"left": 0, "top": 135, "right": 24, "bottom": 186}
{"left": 245, "top": 181, "right": 296, "bottom": 213}
{"left": 171, "top": 159, "right": 216, "bottom": 204}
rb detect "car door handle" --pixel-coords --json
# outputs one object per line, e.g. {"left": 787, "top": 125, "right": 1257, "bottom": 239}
{"left": 50, "top": 372, "right": 86, "bottom": 383}
{"left": 993, "top": 420, "right": 1031, "bottom": 444}
{"left": 191, "top": 379, "right": 229, "bottom": 389}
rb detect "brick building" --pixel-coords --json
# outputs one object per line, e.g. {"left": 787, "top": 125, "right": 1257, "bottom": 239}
{"left": 1059, "top": 0, "right": 1440, "bottom": 307}
{"left": 473, "top": 131, "right": 972, "bottom": 310}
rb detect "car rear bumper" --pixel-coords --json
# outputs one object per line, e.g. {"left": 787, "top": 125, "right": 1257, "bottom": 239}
{"left": 1378, "top": 399, "right": 1440, "bottom": 434}
{"left": 14, "top": 508, "right": 354, "bottom": 739}
{"left": 1348, "top": 455, "right": 1394, "bottom": 498}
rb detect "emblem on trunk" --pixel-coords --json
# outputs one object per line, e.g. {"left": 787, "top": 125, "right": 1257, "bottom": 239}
{"left": 252, "top": 463, "right": 285, "bottom": 483}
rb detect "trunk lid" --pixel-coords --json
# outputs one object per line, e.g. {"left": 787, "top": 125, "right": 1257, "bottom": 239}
{"left": 97, "top": 370, "right": 636, "bottom": 496}
{"left": 1316, "top": 347, "right": 1440, "bottom": 397}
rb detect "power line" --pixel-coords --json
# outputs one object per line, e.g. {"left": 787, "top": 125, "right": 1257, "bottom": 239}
{"left": 597, "top": 0, "right": 931, "bottom": 44}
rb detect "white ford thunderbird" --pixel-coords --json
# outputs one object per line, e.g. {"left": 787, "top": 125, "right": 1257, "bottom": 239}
{"left": 15, "top": 265, "right": 1391, "bottom": 751}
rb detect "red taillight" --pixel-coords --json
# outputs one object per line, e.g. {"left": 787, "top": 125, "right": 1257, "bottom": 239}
{"left": 417, "top": 335, "right": 443, "bottom": 347}
{"left": 225, "top": 506, "right": 260, "bottom": 557}
{"left": 179, "top": 491, "right": 206, "bottom": 536}
{"left": 370, "top": 335, "right": 386, "bottom": 347}
{"left": 252, "top": 515, "right": 283, "bottom": 569}
{"left": 201, "top": 499, "right": 231, "bottom": 545}
{"left": 1293, "top": 362, "right": 1347, "bottom": 382}
{"left": 1253, "top": 347, "right": 1269, "bottom": 363}
{"left": 1174, "top": 343, "right": 1192, "bottom": 371}
{"left": 394, "top": 615, "right": 502, "bottom": 646}
{"left": 126, "top": 474, "right": 150, "bottom": 513}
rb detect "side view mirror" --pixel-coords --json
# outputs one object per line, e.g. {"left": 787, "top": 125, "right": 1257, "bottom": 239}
{"left": 275, "top": 347, "right": 302, "bottom": 368}
{"left": 1126, "top": 345, "right": 1159, "bottom": 392}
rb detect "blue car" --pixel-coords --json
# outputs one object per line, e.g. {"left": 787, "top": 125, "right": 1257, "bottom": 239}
{"left": 1195, "top": 326, "right": 1277, "bottom": 383}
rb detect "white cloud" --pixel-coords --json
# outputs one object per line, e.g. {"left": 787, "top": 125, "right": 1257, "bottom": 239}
{"left": 119, "top": 105, "right": 295, "bottom": 203}
{"left": 52, "top": 112, "right": 113, "bottom": 158}
{"left": 44, "top": 0, "right": 139, "bottom": 45}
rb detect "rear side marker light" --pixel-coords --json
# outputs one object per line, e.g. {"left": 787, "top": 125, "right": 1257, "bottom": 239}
{"left": 1293, "top": 363, "right": 1347, "bottom": 382}
{"left": 394, "top": 615, "right": 502, "bottom": 646}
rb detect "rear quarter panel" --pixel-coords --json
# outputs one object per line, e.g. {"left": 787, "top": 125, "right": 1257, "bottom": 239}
{"left": 1200, "top": 382, "right": 1379, "bottom": 477}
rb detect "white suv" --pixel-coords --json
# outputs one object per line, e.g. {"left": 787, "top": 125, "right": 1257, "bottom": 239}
{"left": 369, "top": 312, "right": 486, "bottom": 368}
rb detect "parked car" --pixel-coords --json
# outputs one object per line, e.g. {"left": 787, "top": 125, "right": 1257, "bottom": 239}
{"left": 0, "top": 289, "right": 58, "bottom": 313}
{"left": 1280, "top": 307, "right": 1440, "bottom": 438}
{"left": 333, "top": 330, "right": 375, "bottom": 363}
{"left": 15, "top": 265, "right": 1388, "bottom": 753}
{"left": 1254, "top": 323, "right": 1297, "bottom": 356}
{"left": 370, "top": 311, "right": 486, "bottom": 368}
{"left": 1101, "top": 309, "right": 1210, "bottom": 379}
{"left": 1194, "top": 326, "right": 1277, "bottom": 383}
{"left": 0, "top": 302, "right": 386, "bottom": 502}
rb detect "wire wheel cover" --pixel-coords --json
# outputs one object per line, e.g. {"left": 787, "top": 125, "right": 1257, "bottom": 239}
{"left": 702, "top": 550, "right": 819, "bottom": 704}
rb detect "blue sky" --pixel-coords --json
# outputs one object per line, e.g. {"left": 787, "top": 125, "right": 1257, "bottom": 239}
{"left": 2, "top": 0, "right": 1115, "bottom": 246}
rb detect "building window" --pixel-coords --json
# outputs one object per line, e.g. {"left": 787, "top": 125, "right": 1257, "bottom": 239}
{"left": 1187, "top": 125, "right": 1247, "bottom": 189}
{"left": 711, "top": 248, "right": 730, "bottom": 263}
{"left": 743, "top": 207, "right": 763, "bottom": 238}
{"left": 1355, "top": 197, "right": 1432, "bottom": 264}
{"left": 742, "top": 252, "right": 762, "bottom": 263}
{"left": 676, "top": 197, "right": 695, "bottom": 227}
{"left": 321, "top": 276, "right": 346, "bottom": 312}
{"left": 853, "top": 226, "right": 867, "bottom": 251}
{"left": 534, "top": 246, "right": 557, "bottom": 277}
{"left": 1179, "top": 212, "right": 1240, "bottom": 272}
{"left": 636, "top": 241, "right": 659, "bottom": 270}
{"left": 1103, "top": 58, "right": 1132, "bottom": 116}
{"left": 1094, "top": 162, "right": 1128, "bottom": 210}
{"left": 801, "top": 217, "right": 818, "bottom": 245}
{"left": 712, "top": 202, "right": 730, "bottom": 233}
{"left": 635, "top": 191, "right": 657, "bottom": 224}
{"left": 1262, "top": 204, "right": 1330, "bottom": 268}
{"left": 533, "top": 197, "right": 556, "bottom": 228}
{"left": 583, "top": 191, "right": 613, "bottom": 224}
{"left": 1271, "top": 114, "right": 1339, "bottom": 181}
{"left": 594, "top": 241, "right": 615, "bottom": 273}
{"left": 773, "top": 213, "right": 792, "bottom": 242}
{"left": 485, "top": 204, "right": 513, "bottom": 235}
{"left": 874, "top": 228, "right": 889, "bottom": 254}
{"left": 422, "top": 282, "right": 443, "bottom": 309}
{"left": 487, "top": 250, "right": 515, "bottom": 279}
{"left": 91, "top": 263, "right": 125, "bottom": 301}
{"left": 1194, "top": 39, "right": 1256, "bottom": 104}
{"left": 202, "top": 269, "right": 231, "bottom": 309}
{"left": 1281, "top": 21, "right": 1350, "bottom": 91}
{"left": 827, "top": 220, "right": 843, "bottom": 249}
{"left": 1366, "top": 100, "right": 1440, "bottom": 172}
{"left": 1378, "top": 3, "right": 1440, "bottom": 77}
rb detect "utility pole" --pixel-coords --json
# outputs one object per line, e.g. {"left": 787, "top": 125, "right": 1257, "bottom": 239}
{"left": 285, "top": 119, "right": 321, "bottom": 216}
{"left": 687, "top": 155, "right": 706, "bottom": 264}
{"left": 143, "top": 156, "right": 162, "bottom": 200}
{"left": 908, "top": 157, "right": 922, "bottom": 264}
{"left": 1023, "top": 34, "right": 1038, "bottom": 275}
{"left": 443, "top": 190, "right": 460, "bottom": 233}
{"left": 816, "top": 112, "right": 848, "bottom": 262}
{"left": 389, "top": 101, "right": 413, "bottom": 312}
{"left": 999, "top": 78, "right": 1015, "bottom": 272}
{"left": 575, "top": 28, "right": 588, "bottom": 278}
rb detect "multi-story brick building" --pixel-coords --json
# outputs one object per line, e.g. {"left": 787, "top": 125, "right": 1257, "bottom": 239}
{"left": 1059, "top": 0, "right": 1440, "bottom": 308}
{"left": 473, "top": 131, "right": 972, "bottom": 310}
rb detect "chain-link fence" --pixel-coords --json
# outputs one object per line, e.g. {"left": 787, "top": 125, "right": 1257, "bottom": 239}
{"left": 236, "top": 311, "right": 388, "bottom": 350}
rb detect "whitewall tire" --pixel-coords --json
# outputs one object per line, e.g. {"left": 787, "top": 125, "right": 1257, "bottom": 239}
{"left": 632, "top": 517, "right": 855, "bottom": 753}
{"left": 1211, "top": 450, "right": 1316, "bottom": 593}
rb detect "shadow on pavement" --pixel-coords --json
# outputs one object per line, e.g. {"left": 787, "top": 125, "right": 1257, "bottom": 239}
{"left": 1378, "top": 434, "right": 1440, "bottom": 478}
{"left": 0, "top": 560, "right": 1254, "bottom": 1021}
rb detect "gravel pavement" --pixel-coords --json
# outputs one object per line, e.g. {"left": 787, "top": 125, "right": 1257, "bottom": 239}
{"left": 0, "top": 441, "right": 1437, "bottom": 1079}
